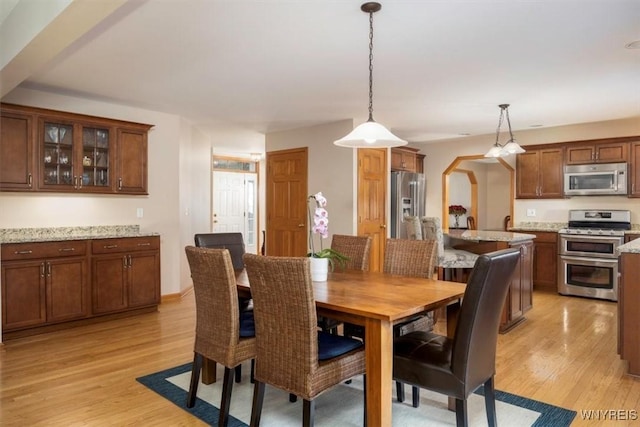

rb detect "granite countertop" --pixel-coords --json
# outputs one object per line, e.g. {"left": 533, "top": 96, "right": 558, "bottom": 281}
{"left": 510, "top": 222, "right": 566, "bottom": 232}
{"left": 456, "top": 230, "right": 537, "bottom": 243}
{"left": 618, "top": 239, "right": 640, "bottom": 254}
{"left": 0, "top": 225, "right": 159, "bottom": 244}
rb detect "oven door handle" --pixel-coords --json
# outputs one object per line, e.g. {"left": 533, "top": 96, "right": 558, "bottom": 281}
{"left": 560, "top": 234, "right": 623, "bottom": 242}
{"left": 560, "top": 255, "right": 620, "bottom": 265}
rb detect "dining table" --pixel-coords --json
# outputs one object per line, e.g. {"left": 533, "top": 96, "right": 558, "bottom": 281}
{"left": 204, "top": 269, "right": 466, "bottom": 427}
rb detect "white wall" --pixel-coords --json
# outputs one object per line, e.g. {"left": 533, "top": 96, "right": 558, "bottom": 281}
{"left": 418, "top": 117, "right": 640, "bottom": 226}
{"left": 1, "top": 87, "right": 267, "bottom": 296}
{"left": 266, "top": 119, "right": 357, "bottom": 244}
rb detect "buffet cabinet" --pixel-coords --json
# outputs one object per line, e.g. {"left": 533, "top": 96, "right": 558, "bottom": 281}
{"left": 501, "top": 240, "right": 533, "bottom": 333}
{"left": 1, "top": 236, "right": 160, "bottom": 339}
{"left": 0, "top": 103, "right": 152, "bottom": 195}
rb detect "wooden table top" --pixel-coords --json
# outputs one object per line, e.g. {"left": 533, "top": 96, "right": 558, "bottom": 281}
{"left": 236, "top": 269, "right": 466, "bottom": 323}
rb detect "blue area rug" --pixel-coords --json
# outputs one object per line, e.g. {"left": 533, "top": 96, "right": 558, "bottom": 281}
{"left": 137, "top": 362, "right": 576, "bottom": 426}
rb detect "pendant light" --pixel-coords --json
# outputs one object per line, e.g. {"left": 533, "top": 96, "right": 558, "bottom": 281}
{"left": 334, "top": 2, "right": 407, "bottom": 148}
{"left": 484, "top": 104, "right": 526, "bottom": 157}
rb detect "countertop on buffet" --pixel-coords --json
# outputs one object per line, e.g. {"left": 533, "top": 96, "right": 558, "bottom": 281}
{"left": 0, "top": 225, "right": 158, "bottom": 244}
{"left": 618, "top": 239, "right": 640, "bottom": 254}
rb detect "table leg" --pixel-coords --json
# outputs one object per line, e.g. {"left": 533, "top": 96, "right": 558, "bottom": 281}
{"left": 202, "top": 358, "right": 217, "bottom": 385}
{"left": 364, "top": 317, "right": 393, "bottom": 427}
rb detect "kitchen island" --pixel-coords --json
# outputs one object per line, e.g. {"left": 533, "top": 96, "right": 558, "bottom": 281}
{"left": 617, "top": 238, "right": 640, "bottom": 376}
{"left": 447, "top": 229, "right": 536, "bottom": 332}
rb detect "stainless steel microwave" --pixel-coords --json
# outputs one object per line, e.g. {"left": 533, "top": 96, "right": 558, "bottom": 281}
{"left": 564, "top": 162, "right": 628, "bottom": 196}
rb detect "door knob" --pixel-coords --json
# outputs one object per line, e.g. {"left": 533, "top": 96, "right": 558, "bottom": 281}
{"left": 380, "top": 224, "right": 387, "bottom": 229}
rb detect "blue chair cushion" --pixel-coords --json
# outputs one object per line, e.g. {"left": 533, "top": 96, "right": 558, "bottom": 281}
{"left": 239, "top": 310, "right": 255, "bottom": 337}
{"left": 317, "top": 331, "right": 363, "bottom": 361}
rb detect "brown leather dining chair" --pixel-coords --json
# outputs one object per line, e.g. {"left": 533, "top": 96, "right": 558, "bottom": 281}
{"left": 318, "top": 234, "right": 372, "bottom": 334}
{"left": 393, "top": 248, "right": 520, "bottom": 426}
{"left": 243, "top": 254, "right": 366, "bottom": 427}
{"left": 184, "top": 246, "right": 256, "bottom": 427}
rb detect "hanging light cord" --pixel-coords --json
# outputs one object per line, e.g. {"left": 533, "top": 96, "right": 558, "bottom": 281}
{"left": 367, "top": 9, "right": 375, "bottom": 122}
{"left": 495, "top": 104, "right": 515, "bottom": 146}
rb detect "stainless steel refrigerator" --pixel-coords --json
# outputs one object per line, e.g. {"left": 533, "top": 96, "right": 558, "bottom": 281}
{"left": 391, "top": 171, "right": 426, "bottom": 238}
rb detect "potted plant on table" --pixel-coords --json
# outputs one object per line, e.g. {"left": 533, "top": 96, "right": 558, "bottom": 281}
{"left": 307, "top": 192, "right": 348, "bottom": 281}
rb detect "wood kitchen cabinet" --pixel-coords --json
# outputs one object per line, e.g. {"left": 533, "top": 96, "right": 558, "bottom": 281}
{"left": 0, "top": 103, "right": 152, "bottom": 195}
{"left": 630, "top": 141, "right": 640, "bottom": 197}
{"left": 565, "top": 140, "right": 629, "bottom": 165}
{"left": 500, "top": 240, "right": 534, "bottom": 332}
{"left": 531, "top": 231, "right": 558, "bottom": 291}
{"left": 391, "top": 147, "right": 420, "bottom": 172}
{"left": 619, "top": 252, "right": 640, "bottom": 375}
{"left": 416, "top": 153, "right": 425, "bottom": 173}
{"left": 1, "top": 240, "right": 89, "bottom": 332}
{"left": 0, "top": 105, "right": 34, "bottom": 190}
{"left": 516, "top": 146, "right": 564, "bottom": 199}
{"left": 91, "top": 236, "right": 160, "bottom": 315}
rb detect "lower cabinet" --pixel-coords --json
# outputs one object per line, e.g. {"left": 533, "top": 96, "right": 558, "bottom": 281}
{"left": 1, "top": 240, "right": 89, "bottom": 332}
{"left": 531, "top": 232, "right": 558, "bottom": 291}
{"left": 1, "top": 236, "right": 159, "bottom": 338}
{"left": 500, "top": 240, "right": 533, "bottom": 333}
{"left": 92, "top": 237, "right": 160, "bottom": 314}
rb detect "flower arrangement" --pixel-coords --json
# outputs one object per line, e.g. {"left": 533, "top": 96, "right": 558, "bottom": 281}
{"left": 448, "top": 204, "right": 467, "bottom": 228}
{"left": 307, "top": 192, "right": 348, "bottom": 270}
{"left": 448, "top": 205, "right": 467, "bottom": 216}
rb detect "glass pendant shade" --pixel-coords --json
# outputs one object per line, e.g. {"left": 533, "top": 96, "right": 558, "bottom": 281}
{"left": 484, "top": 145, "right": 505, "bottom": 158}
{"left": 502, "top": 140, "right": 526, "bottom": 154}
{"left": 334, "top": 120, "right": 407, "bottom": 148}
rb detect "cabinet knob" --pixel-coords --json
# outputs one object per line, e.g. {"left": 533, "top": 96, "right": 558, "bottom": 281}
{"left": 58, "top": 247, "right": 75, "bottom": 252}
{"left": 118, "top": 178, "right": 123, "bottom": 190}
{"left": 28, "top": 174, "right": 33, "bottom": 187}
{"left": 14, "top": 250, "right": 33, "bottom": 255}
{"left": 103, "top": 244, "right": 118, "bottom": 249}
{"left": 298, "top": 223, "right": 305, "bottom": 227}
{"left": 380, "top": 224, "right": 387, "bottom": 229}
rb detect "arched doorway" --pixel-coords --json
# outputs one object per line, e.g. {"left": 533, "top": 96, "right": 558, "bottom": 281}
{"left": 442, "top": 155, "right": 514, "bottom": 230}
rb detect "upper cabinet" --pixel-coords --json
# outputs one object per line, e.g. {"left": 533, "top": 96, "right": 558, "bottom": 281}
{"left": 565, "top": 140, "right": 629, "bottom": 165}
{"left": 1, "top": 103, "right": 152, "bottom": 195}
{"left": 630, "top": 141, "right": 640, "bottom": 198}
{"left": 516, "top": 146, "right": 564, "bottom": 199}
{"left": 391, "top": 147, "right": 420, "bottom": 172}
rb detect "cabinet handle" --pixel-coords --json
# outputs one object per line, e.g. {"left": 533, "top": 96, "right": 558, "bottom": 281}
{"left": 137, "top": 242, "right": 151, "bottom": 246}
{"left": 28, "top": 173, "right": 33, "bottom": 187}
{"left": 40, "top": 262, "right": 45, "bottom": 278}
{"left": 58, "top": 247, "right": 75, "bottom": 252}
{"left": 123, "top": 256, "right": 128, "bottom": 268}
{"left": 118, "top": 178, "right": 123, "bottom": 190}
{"left": 103, "top": 244, "right": 118, "bottom": 249}
{"left": 46, "top": 262, "right": 52, "bottom": 277}
{"left": 14, "top": 250, "right": 33, "bottom": 255}
{"left": 78, "top": 176, "right": 83, "bottom": 189}
{"left": 128, "top": 255, "right": 133, "bottom": 267}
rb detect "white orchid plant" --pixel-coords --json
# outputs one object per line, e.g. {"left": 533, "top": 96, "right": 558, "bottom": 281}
{"left": 307, "top": 191, "right": 348, "bottom": 270}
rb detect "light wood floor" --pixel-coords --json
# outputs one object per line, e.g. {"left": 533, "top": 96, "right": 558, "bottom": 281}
{"left": 2, "top": 289, "right": 639, "bottom": 426}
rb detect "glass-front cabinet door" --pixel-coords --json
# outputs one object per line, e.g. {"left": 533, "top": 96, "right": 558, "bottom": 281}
{"left": 39, "top": 119, "right": 111, "bottom": 191}
{"left": 82, "top": 127, "right": 110, "bottom": 189}
{"left": 41, "top": 121, "right": 74, "bottom": 188}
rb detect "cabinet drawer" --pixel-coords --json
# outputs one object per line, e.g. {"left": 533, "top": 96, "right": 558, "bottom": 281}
{"left": 91, "top": 236, "right": 160, "bottom": 254}
{"left": 1, "top": 240, "right": 88, "bottom": 261}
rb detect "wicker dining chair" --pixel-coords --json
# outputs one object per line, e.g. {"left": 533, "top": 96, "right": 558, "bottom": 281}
{"left": 393, "top": 249, "right": 520, "bottom": 427}
{"left": 243, "top": 254, "right": 366, "bottom": 427}
{"left": 318, "top": 234, "right": 372, "bottom": 334}
{"left": 466, "top": 216, "right": 477, "bottom": 230}
{"left": 184, "top": 246, "right": 256, "bottom": 427}
{"left": 343, "top": 238, "right": 438, "bottom": 408}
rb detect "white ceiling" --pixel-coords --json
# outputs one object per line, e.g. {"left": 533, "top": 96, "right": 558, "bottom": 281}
{"left": 5, "top": 0, "right": 640, "bottom": 142}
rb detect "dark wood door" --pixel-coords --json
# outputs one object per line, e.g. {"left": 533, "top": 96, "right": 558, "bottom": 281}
{"left": 265, "top": 148, "right": 308, "bottom": 256}
{"left": 46, "top": 258, "right": 89, "bottom": 323}
{"left": 515, "top": 151, "right": 540, "bottom": 198}
{"left": 538, "top": 147, "right": 564, "bottom": 197}
{"left": 358, "top": 148, "right": 387, "bottom": 272}
{"left": 128, "top": 252, "right": 161, "bottom": 307}
{"left": 1, "top": 261, "right": 46, "bottom": 330}
{"left": 92, "top": 254, "right": 128, "bottom": 314}
{"left": 0, "top": 109, "right": 34, "bottom": 190}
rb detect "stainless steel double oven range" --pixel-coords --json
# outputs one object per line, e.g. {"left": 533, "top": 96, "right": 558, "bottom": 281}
{"left": 558, "top": 209, "right": 630, "bottom": 302}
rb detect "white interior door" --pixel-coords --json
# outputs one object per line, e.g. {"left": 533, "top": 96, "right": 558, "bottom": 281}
{"left": 212, "top": 171, "right": 258, "bottom": 254}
